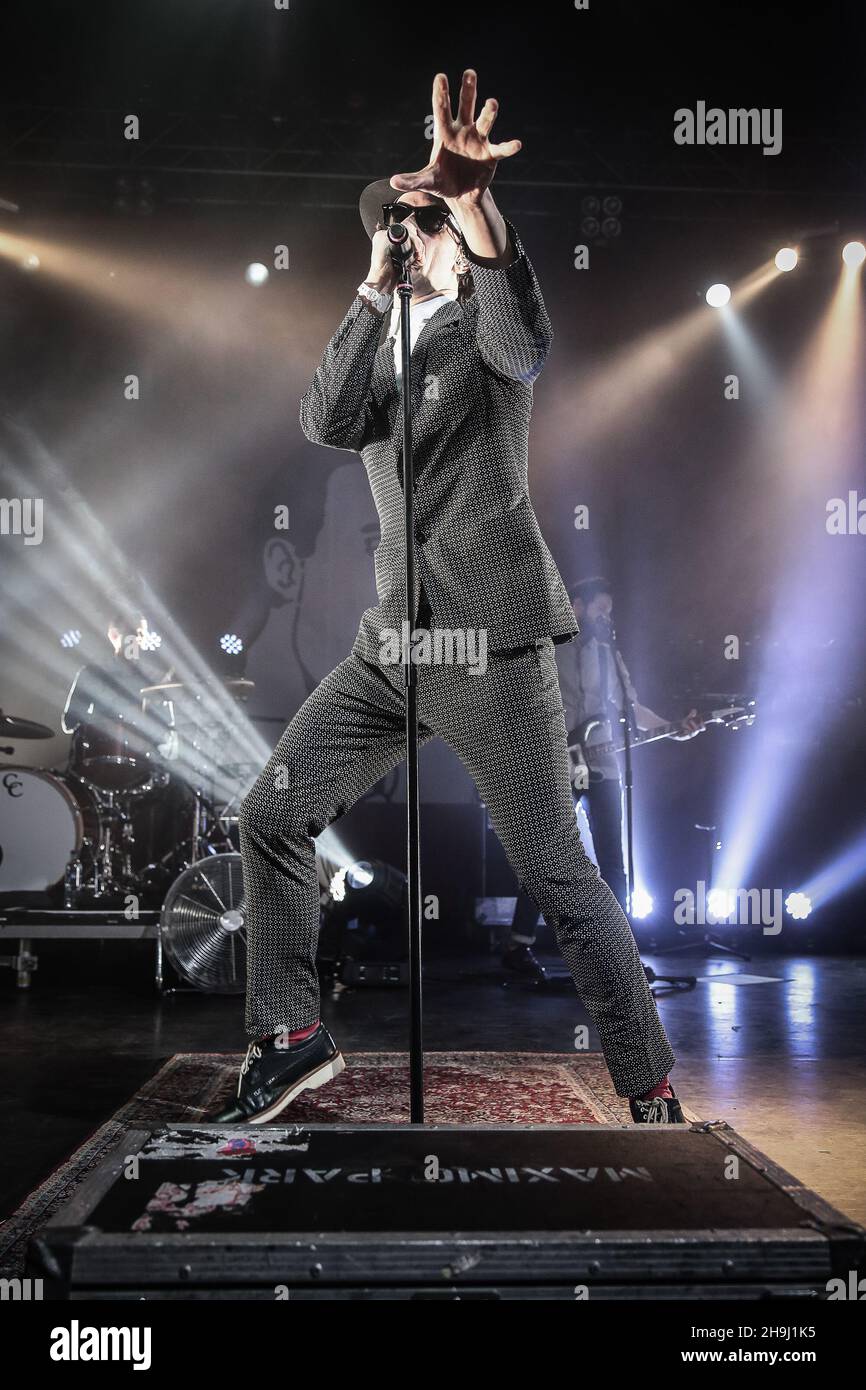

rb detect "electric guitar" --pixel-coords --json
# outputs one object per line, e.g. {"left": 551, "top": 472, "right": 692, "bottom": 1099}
{"left": 567, "top": 700, "right": 755, "bottom": 785}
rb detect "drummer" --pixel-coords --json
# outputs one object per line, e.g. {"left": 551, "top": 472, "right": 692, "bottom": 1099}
{"left": 61, "top": 609, "right": 173, "bottom": 744}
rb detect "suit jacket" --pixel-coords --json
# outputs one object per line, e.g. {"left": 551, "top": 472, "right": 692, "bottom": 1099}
{"left": 299, "top": 219, "right": 578, "bottom": 662}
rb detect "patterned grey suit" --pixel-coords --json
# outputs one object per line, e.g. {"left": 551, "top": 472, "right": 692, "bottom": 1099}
{"left": 239, "top": 220, "right": 674, "bottom": 1098}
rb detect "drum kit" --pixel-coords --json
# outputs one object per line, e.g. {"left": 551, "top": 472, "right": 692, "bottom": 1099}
{"left": 3, "top": 687, "right": 399, "bottom": 997}
{"left": 0, "top": 679, "right": 259, "bottom": 913}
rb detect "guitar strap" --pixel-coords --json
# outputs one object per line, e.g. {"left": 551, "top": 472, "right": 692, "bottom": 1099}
{"left": 598, "top": 641, "right": 611, "bottom": 714}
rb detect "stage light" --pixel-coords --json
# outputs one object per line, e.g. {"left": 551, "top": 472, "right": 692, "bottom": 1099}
{"left": 548, "top": 258, "right": 777, "bottom": 452}
{"left": 842, "top": 240, "right": 865, "bottom": 268}
{"left": 329, "top": 861, "right": 379, "bottom": 904}
{"left": 774, "top": 248, "right": 798, "bottom": 272}
{"left": 630, "top": 886, "right": 654, "bottom": 919}
{"left": 705, "top": 283, "right": 731, "bottom": 308}
{"left": 579, "top": 194, "right": 622, "bottom": 243}
{"left": 718, "top": 302, "right": 779, "bottom": 395}
{"left": 320, "top": 860, "right": 408, "bottom": 981}
{"left": 346, "top": 861, "right": 375, "bottom": 889}
{"left": 785, "top": 891, "right": 812, "bottom": 920}
{"left": 21, "top": 253, "right": 40, "bottom": 272}
{"left": 707, "top": 887, "right": 736, "bottom": 920}
{"left": 329, "top": 866, "right": 348, "bottom": 902}
{"left": 220, "top": 633, "right": 243, "bottom": 655}
{"left": 327, "top": 859, "right": 402, "bottom": 910}
{"left": 138, "top": 179, "right": 155, "bottom": 217}
{"left": 1, "top": 417, "right": 358, "bottom": 875}
{"left": 713, "top": 256, "right": 863, "bottom": 895}
{"left": 59, "top": 629, "right": 81, "bottom": 648}
{"left": 244, "top": 262, "right": 269, "bottom": 287}
{"left": 800, "top": 829, "right": 866, "bottom": 911}
{"left": 138, "top": 628, "right": 162, "bottom": 651}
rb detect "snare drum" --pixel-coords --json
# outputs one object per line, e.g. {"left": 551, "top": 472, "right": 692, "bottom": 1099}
{"left": 0, "top": 767, "right": 100, "bottom": 893}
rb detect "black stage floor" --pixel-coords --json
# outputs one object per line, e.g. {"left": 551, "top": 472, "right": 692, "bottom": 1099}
{"left": 2, "top": 944, "right": 865, "bottom": 1226}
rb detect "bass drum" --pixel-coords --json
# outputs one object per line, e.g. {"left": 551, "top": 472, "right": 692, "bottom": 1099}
{"left": 0, "top": 767, "right": 99, "bottom": 893}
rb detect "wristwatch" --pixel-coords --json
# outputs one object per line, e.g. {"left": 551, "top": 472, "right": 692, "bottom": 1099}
{"left": 357, "top": 281, "right": 393, "bottom": 315}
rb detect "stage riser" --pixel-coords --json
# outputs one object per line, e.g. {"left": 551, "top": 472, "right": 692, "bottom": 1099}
{"left": 36, "top": 1232, "right": 837, "bottom": 1287}
{"left": 66, "top": 1284, "right": 831, "bottom": 1301}
{"left": 29, "top": 1123, "right": 865, "bottom": 1299}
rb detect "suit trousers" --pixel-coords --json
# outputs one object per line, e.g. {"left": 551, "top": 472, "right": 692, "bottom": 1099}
{"left": 510, "top": 775, "right": 629, "bottom": 942}
{"left": 238, "top": 638, "right": 675, "bottom": 1098}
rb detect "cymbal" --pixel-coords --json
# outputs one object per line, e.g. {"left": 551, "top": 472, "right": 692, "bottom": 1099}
{"left": 139, "top": 678, "right": 255, "bottom": 697}
{"left": 0, "top": 710, "right": 54, "bottom": 739}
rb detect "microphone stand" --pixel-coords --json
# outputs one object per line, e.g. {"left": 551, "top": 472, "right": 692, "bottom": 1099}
{"left": 608, "top": 623, "right": 696, "bottom": 995}
{"left": 608, "top": 625, "right": 637, "bottom": 915}
{"left": 389, "top": 224, "right": 425, "bottom": 1123}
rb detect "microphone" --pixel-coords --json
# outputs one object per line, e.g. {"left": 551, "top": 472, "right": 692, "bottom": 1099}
{"left": 387, "top": 222, "right": 414, "bottom": 266}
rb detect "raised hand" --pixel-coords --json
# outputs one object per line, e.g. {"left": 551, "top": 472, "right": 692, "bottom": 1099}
{"left": 391, "top": 70, "right": 522, "bottom": 206}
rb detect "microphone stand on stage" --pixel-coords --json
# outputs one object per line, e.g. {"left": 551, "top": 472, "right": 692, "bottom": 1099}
{"left": 607, "top": 622, "right": 637, "bottom": 916}
{"left": 388, "top": 221, "right": 425, "bottom": 1122}
{"left": 608, "top": 622, "right": 695, "bottom": 996}
{"left": 663, "top": 822, "right": 751, "bottom": 963}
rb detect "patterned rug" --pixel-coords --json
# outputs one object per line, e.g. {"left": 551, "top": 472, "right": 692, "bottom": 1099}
{"left": 0, "top": 1050, "right": 626, "bottom": 1278}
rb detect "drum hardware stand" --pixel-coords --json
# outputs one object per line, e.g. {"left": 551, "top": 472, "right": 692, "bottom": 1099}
{"left": 62, "top": 786, "right": 137, "bottom": 907}
{"left": 96, "top": 789, "right": 118, "bottom": 896}
{"left": 0, "top": 940, "right": 38, "bottom": 988}
{"left": 190, "top": 780, "right": 205, "bottom": 864}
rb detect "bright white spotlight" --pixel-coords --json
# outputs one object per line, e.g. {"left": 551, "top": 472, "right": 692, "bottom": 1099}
{"left": 59, "top": 629, "right": 81, "bottom": 648}
{"left": 220, "top": 633, "right": 244, "bottom": 655}
{"left": 21, "top": 253, "right": 40, "bottom": 272}
{"left": 630, "top": 886, "right": 654, "bottom": 919}
{"left": 842, "top": 241, "right": 865, "bottom": 268}
{"left": 245, "top": 262, "right": 269, "bottom": 287}
{"left": 329, "top": 867, "right": 348, "bottom": 903}
{"left": 138, "top": 629, "right": 162, "bottom": 651}
{"left": 346, "top": 861, "right": 375, "bottom": 889}
{"left": 329, "top": 860, "right": 376, "bottom": 904}
{"left": 707, "top": 887, "right": 736, "bottom": 921}
{"left": 705, "top": 283, "right": 731, "bottom": 308}
{"left": 774, "top": 248, "right": 798, "bottom": 272}
{"left": 785, "top": 891, "right": 812, "bottom": 920}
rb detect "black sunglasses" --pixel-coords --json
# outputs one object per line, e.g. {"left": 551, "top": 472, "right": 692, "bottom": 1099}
{"left": 382, "top": 201, "right": 451, "bottom": 236}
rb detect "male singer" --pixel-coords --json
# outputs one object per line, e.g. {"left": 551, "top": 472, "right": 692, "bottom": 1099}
{"left": 216, "top": 72, "right": 684, "bottom": 1126}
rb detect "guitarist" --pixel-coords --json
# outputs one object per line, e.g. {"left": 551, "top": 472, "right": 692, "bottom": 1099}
{"left": 504, "top": 576, "right": 702, "bottom": 978}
